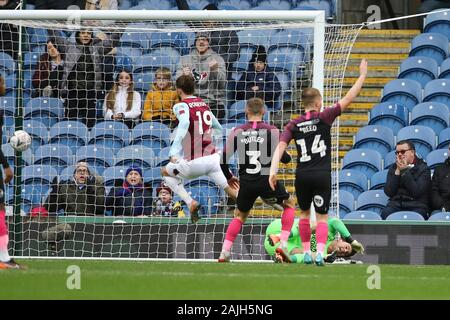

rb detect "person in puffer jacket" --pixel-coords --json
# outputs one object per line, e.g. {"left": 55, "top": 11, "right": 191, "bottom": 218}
{"left": 431, "top": 145, "right": 450, "bottom": 212}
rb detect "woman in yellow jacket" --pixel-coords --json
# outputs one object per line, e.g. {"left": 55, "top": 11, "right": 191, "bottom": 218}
{"left": 142, "top": 67, "right": 179, "bottom": 128}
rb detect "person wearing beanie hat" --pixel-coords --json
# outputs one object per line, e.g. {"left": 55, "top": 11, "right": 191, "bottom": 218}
{"left": 152, "top": 183, "right": 185, "bottom": 217}
{"left": 235, "top": 45, "right": 282, "bottom": 109}
{"left": 105, "top": 165, "right": 154, "bottom": 216}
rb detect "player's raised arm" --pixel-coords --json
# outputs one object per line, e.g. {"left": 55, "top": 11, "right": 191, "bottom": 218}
{"left": 338, "top": 59, "right": 368, "bottom": 112}
{"left": 168, "top": 102, "right": 190, "bottom": 162}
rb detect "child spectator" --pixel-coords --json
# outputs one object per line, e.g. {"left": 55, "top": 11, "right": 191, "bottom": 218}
{"left": 32, "top": 38, "right": 65, "bottom": 98}
{"left": 152, "top": 183, "right": 185, "bottom": 217}
{"left": 235, "top": 45, "right": 281, "bottom": 109}
{"left": 104, "top": 69, "right": 141, "bottom": 128}
{"left": 105, "top": 165, "right": 153, "bottom": 216}
{"left": 142, "top": 67, "right": 179, "bottom": 128}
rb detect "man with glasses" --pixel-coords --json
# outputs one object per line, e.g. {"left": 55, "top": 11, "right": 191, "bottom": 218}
{"left": 44, "top": 161, "right": 105, "bottom": 216}
{"left": 381, "top": 140, "right": 431, "bottom": 220}
{"left": 431, "top": 143, "right": 450, "bottom": 213}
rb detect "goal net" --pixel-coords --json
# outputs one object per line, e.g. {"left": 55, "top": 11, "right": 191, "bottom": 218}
{"left": 0, "top": 10, "right": 362, "bottom": 260}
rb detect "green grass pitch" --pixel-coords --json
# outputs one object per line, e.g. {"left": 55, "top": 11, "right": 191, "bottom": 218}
{"left": 1, "top": 259, "right": 450, "bottom": 299}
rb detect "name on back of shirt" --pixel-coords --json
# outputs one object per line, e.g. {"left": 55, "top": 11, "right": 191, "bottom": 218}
{"left": 240, "top": 130, "right": 265, "bottom": 144}
{"left": 296, "top": 119, "right": 319, "bottom": 134}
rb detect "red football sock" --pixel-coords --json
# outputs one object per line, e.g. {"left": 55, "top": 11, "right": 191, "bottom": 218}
{"left": 222, "top": 218, "right": 243, "bottom": 252}
{"left": 299, "top": 218, "right": 311, "bottom": 252}
{"left": 316, "top": 221, "right": 329, "bottom": 254}
{"left": 280, "top": 207, "right": 295, "bottom": 244}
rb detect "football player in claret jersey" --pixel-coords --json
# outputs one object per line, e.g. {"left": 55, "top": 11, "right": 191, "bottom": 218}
{"left": 269, "top": 59, "right": 368, "bottom": 266}
{"left": 218, "top": 98, "right": 295, "bottom": 262}
{"left": 161, "top": 75, "right": 238, "bottom": 223}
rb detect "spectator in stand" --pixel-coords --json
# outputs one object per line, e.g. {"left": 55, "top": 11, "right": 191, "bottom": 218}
{"left": 381, "top": 140, "right": 431, "bottom": 220}
{"left": 0, "top": 74, "right": 5, "bottom": 96}
{"left": 142, "top": 67, "right": 179, "bottom": 128}
{"left": 85, "top": 0, "right": 119, "bottom": 27}
{"left": 60, "top": 27, "right": 117, "bottom": 128}
{"left": 32, "top": 38, "right": 65, "bottom": 98}
{"left": 431, "top": 143, "right": 450, "bottom": 212}
{"left": 105, "top": 165, "right": 153, "bottom": 216}
{"left": 152, "top": 183, "right": 185, "bottom": 217}
{"left": 235, "top": 45, "right": 281, "bottom": 109}
{"left": 33, "top": 0, "right": 86, "bottom": 10}
{"left": 0, "top": 0, "right": 19, "bottom": 60}
{"left": 103, "top": 69, "right": 141, "bottom": 128}
{"left": 44, "top": 162, "right": 106, "bottom": 216}
{"left": 176, "top": 32, "right": 226, "bottom": 121}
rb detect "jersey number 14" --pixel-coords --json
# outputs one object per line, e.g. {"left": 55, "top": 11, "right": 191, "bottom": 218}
{"left": 296, "top": 134, "right": 326, "bottom": 162}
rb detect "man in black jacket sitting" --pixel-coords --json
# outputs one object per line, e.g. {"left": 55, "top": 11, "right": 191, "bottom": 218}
{"left": 431, "top": 144, "right": 450, "bottom": 212}
{"left": 381, "top": 140, "right": 431, "bottom": 220}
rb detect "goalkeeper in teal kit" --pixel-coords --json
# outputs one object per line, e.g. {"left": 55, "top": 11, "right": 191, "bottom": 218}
{"left": 264, "top": 218, "right": 365, "bottom": 263}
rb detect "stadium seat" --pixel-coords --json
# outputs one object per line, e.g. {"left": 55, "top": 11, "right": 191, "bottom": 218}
{"left": 1, "top": 143, "right": 33, "bottom": 167}
{"left": 338, "top": 190, "right": 355, "bottom": 217}
{"left": 409, "top": 32, "right": 448, "bottom": 65}
{"left": 33, "top": 144, "right": 74, "bottom": 174}
{"left": 296, "top": 0, "right": 332, "bottom": 17}
{"left": 428, "top": 211, "right": 450, "bottom": 221}
{"left": 117, "top": 47, "right": 142, "bottom": 62}
{"left": 410, "top": 102, "right": 449, "bottom": 135}
{"left": 115, "top": 54, "right": 133, "bottom": 73}
{"left": 385, "top": 211, "right": 426, "bottom": 221}
{"left": 237, "top": 29, "right": 274, "bottom": 50}
{"left": 24, "top": 97, "right": 65, "bottom": 128}
{"left": 398, "top": 56, "right": 438, "bottom": 87}
{"left": 0, "top": 52, "right": 15, "bottom": 75}
{"left": 23, "top": 52, "right": 40, "bottom": 70}
{"left": 22, "top": 165, "right": 58, "bottom": 186}
{"left": 258, "top": 0, "right": 291, "bottom": 10}
{"left": 75, "top": 145, "right": 115, "bottom": 175}
{"left": 0, "top": 96, "right": 16, "bottom": 129}
{"left": 232, "top": 46, "right": 255, "bottom": 72}
{"left": 149, "top": 31, "right": 189, "bottom": 55}
{"left": 49, "top": 121, "right": 89, "bottom": 154}
{"left": 368, "top": 103, "right": 408, "bottom": 135}
{"left": 218, "top": 0, "right": 252, "bottom": 10}
{"left": 424, "top": 10, "right": 450, "bottom": 40}
{"left": 353, "top": 125, "right": 395, "bottom": 157}
{"left": 342, "top": 210, "right": 382, "bottom": 221}
{"left": 115, "top": 145, "right": 155, "bottom": 168}
{"left": 156, "top": 147, "right": 171, "bottom": 167}
{"left": 438, "top": 57, "right": 450, "bottom": 79}
{"left": 59, "top": 165, "right": 99, "bottom": 183}
{"left": 370, "top": 169, "right": 389, "bottom": 190}
{"left": 119, "top": 30, "right": 149, "bottom": 51}
{"left": 102, "top": 166, "right": 128, "bottom": 187}
{"left": 423, "top": 79, "right": 450, "bottom": 106}
{"left": 397, "top": 125, "right": 436, "bottom": 159}
{"left": 338, "top": 169, "right": 368, "bottom": 197}
{"left": 438, "top": 127, "right": 450, "bottom": 149}
{"left": 384, "top": 150, "right": 396, "bottom": 169}
{"left": 342, "top": 149, "right": 383, "bottom": 179}
{"left": 380, "top": 79, "right": 422, "bottom": 112}
{"left": 88, "top": 121, "right": 130, "bottom": 155}
{"left": 133, "top": 54, "right": 173, "bottom": 74}
{"left": 130, "top": 122, "right": 171, "bottom": 153}
{"left": 143, "top": 167, "right": 163, "bottom": 193}
{"left": 134, "top": 72, "right": 155, "bottom": 93}
{"left": 28, "top": 28, "right": 48, "bottom": 50}
{"left": 426, "top": 148, "right": 448, "bottom": 170}
{"left": 22, "top": 119, "right": 49, "bottom": 152}
{"left": 355, "top": 190, "right": 389, "bottom": 214}
{"left": 185, "top": 177, "right": 221, "bottom": 215}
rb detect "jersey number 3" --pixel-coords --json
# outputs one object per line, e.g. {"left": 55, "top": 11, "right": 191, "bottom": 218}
{"left": 246, "top": 150, "right": 261, "bottom": 174}
{"left": 296, "top": 134, "right": 326, "bottom": 162}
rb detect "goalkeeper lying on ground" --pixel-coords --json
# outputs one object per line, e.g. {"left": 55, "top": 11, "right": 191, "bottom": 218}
{"left": 264, "top": 217, "right": 364, "bottom": 263}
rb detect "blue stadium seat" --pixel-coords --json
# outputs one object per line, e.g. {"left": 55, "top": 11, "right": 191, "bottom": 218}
{"left": 75, "top": 145, "right": 115, "bottom": 175}
{"left": 22, "top": 119, "right": 49, "bottom": 152}
{"left": 338, "top": 190, "right": 355, "bottom": 217}
{"left": 149, "top": 47, "right": 181, "bottom": 66}
{"left": 426, "top": 148, "right": 448, "bottom": 170}
{"left": 385, "top": 211, "right": 426, "bottom": 221}
{"left": 423, "top": 79, "right": 450, "bottom": 106}
{"left": 295, "top": 0, "right": 332, "bottom": 17}
{"left": 439, "top": 57, "right": 450, "bottom": 79}
{"left": 218, "top": 0, "right": 252, "bottom": 10}
{"left": 117, "top": 47, "right": 142, "bottom": 62}
{"left": 134, "top": 72, "right": 154, "bottom": 93}
{"left": 232, "top": 47, "right": 255, "bottom": 72}
{"left": 384, "top": 150, "right": 396, "bottom": 169}
{"left": 59, "top": 165, "right": 99, "bottom": 183}
{"left": 398, "top": 56, "right": 438, "bottom": 87}
{"left": 428, "top": 211, "right": 450, "bottom": 221}
{"left": 133, "top": 54, "right": 172, "bottom": 74}
{"left": 115, "top": 145, "right": 155, "bottom": 168}
{"left": 102, "top": 166, "right": 128, "bottom": 187}
{"left": 115, "top": 54, "right": 133, "bottom": 73}
{"left": 149, "top": 31, "right": 189, "bottom": 55}
{"left": 268, "top": 31, "right": 309, "bottom": 75}
{"left": 368, "top": 103, "right": 408, "bottom": 135}
{"left": 130, "top": 122, "right": 171, "bottom": 153}
{"left": 88, "top": 121, "right": 130, "bottom": 155}
{"left": 237, "top": 29, "right": 274, "bottom": 50}
{"left": 410, "top": 102, "right": 449, "bottom": 135}
{"left": 380, "top": 79, "right": 422, "bottom": 112}
{"left": 370, "top": 169, "right": 389, "bottom": 190}
{"left": 0, "top": 96, "right": 16, "bottom": 129}
{"left": 143, "top": 167, "right": 164, "bottom": 195}
{"left": 409, "top": 32, "right": 448, "bottom": 65}
{"left": 338, "top": 169, "right": 368, "bottom": 197}
{"left": 22, "top": 165, "right": 58, "bottom": 185}
{"left": 33, "top": 144, "right": 74, "bottom": 174}
{"left": 397, "top": 125, "right": 436, "bottom": 159}
{"left": 183, "top": 0, "right": 210, "bottom": 10}
{"left": 258, "top": 0, "right": 291, "bottom": 10}
{"left": 49, "top": 121, "right": 89, "bottom": 154}
{"left": 23, "top": 52, "right": 40, "bottom": 70}
{"left": 424, "top": 10, "right": 450, "bottom": 40}
{"left": 1, "top": 143, "right": 33, "bottom": 167}
{"left": 342, "top": 149, "right": 383, "bottom": 179}
{"left": 28, "top": 28, "right": 48, "bottom": 50}
{"left": 342, "top": 210, "right": 382, "bottom": 221}
{"left": 438, "top": 127, "right": 450, "bottom": 148}
{"left": 353, "top": 125, "right": 394, "bottom": 157}
{"left": 156, "top": 147, "right": 171, "bottom": 167}
{"left": 119, "top": 30, "right": 148, "bottom": 51}
{"left": 24, "top": 97, "right": 64, "bottom": 128}
{"left": 355, "top": 190, "right": 389, "bottom": 214}
{"left": 0, "top": 52, "right": 15, "bottom": 75}
{"left": 185, "top": 177, "right": 221, "bottom": 215}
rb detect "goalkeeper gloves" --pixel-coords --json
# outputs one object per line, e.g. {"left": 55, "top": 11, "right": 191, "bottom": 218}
{"left": 351, "top": 240, "right": 365, "bottom": 254}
